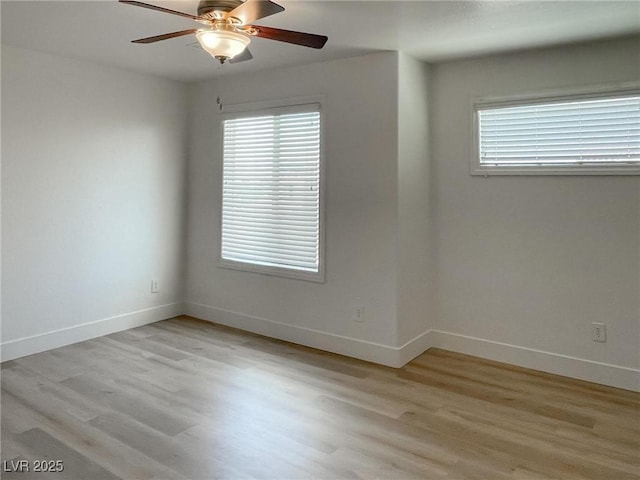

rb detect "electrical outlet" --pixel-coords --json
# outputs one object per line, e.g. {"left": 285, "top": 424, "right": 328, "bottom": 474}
{"left": 592, "top": 322, "right": 606, "bottom": 342}
{"left": 353, "top": 305, "right": 365, "bottom": 323}
{"left": 151, "top": 280, "right": 160, "bottom": 294}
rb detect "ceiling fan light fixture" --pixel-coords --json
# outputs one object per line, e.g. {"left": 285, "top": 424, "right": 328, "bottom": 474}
{"left": 121, "top": 0, "right": 328, "bottom": 65}
{"left": 196, "top": 29, "right": 250, "bottom": 63}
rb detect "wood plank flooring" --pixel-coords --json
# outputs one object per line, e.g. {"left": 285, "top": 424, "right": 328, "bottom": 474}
{"left": 2, "top": 316, "right": 639, "bottom": 479}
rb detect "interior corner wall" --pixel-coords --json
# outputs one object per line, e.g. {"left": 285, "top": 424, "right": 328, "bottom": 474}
{"left": 430, "top": 36, "right": 640, "bottom": 391}
{"left": 185, "top": 52, "right": 404, "bottom": 364}
{"left": 396, "top": 53, "right": 433, "bottom": 350}
{"left": 1, "top": 45, "right": 188, "bottom": 360}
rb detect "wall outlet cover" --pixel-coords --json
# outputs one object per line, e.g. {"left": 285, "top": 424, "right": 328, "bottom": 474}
{"left": 592, "top": 322, "right": 606, "bottom": 342}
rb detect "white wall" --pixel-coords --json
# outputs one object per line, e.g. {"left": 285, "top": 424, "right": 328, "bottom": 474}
{"left": 1, "top": 45, "right": 188, "bottom": 359}
{"left": 396, "top": 54, "right": 433, "bottom": 347}
{"left": 4, "top": 37, "right": 636, "bottom": 390}
{"left": 430, "top": 36, "right": 640, "bottom": 389}
{"left": 186, "top": 53, "right": 415, "bottom": 362}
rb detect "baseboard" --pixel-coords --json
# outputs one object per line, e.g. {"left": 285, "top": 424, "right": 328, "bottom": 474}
{"left": 0, "top": 302, "right": 184, "bottom": 362}
{"left": 184, "top": 303, "right": 640, "bottom": 391}
{"left": 185, "top": 301, "right": 423, "bottom": 368}
{"left": 429, "top": 330, "right": 640, "bottom": 393}
{"left": 4, "top": 300, "right": 637, "bottom": 392}
{"left": 397, "top": 328, "right": 435, "bottom": 366}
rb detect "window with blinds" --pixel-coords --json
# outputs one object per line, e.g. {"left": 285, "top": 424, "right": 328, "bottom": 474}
{"left": 474, "top": 90, "right": 640, "bottom": 175}
{"left": 220, "top": 103, "right": 323, "bottom": 281}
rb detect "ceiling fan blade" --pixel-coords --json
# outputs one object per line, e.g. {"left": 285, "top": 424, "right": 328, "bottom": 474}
{"left": 230, "top": 48, "right": 253, "bottom": 63}
{"left": 132, "top": 29, "right": 198, "bottom": 44}
{"left": 228, "top": 0, "right": 284, "bottom": 25}
{"left": 249, "top": 25, "right": 327, "bottom": 49}
{"left": 119, "top": 0, "right": 199, "bottom": 21}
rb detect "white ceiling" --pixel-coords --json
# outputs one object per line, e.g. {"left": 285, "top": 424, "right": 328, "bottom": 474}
{"left": 2, "top": 0, "right": 639, "bottom": 82}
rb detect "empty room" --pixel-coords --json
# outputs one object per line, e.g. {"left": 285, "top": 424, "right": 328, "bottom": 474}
{"left": 1, "top": 0, "right": 639, "bottom": 478}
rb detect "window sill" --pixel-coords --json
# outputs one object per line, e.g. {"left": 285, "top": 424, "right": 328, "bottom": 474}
{"left": 218, "top": 258, "right": 325, "bottom": 283}
{"left": 471, "top": 165, "right": 640, "bottom": 176}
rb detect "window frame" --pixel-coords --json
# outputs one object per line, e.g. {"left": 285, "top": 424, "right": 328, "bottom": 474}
{"left": 218, "top": 96, "right": 326, "bottom": 283}
{"left": 471, "top": 83, "right": 640, "bottom": 176}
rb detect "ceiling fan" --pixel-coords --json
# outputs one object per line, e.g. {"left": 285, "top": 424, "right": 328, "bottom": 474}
{"left": 120, "top": 0, "right": 328, "bottom": 64}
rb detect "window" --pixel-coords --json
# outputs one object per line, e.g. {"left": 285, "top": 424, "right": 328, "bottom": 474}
{"left": 473, "top": 88, "right": 640, "bottom": 175}
{"left": 220, "top": 102, "right": 323, "bottom": 282}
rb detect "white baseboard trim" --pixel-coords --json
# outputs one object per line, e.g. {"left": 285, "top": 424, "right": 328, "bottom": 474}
{"left": 429, "top": 330, "right": 640, "bottom": 393}
{"left": 185, "top": 301, "right": 421, "bottom": 368}
{"left": 184, "top": 303, "right": 640, "bottom": 391}
{"left": 4, "top": 300, "right": 637, "bottom": 392}
{"left": 0, "top": 302, "right": 184, "bottom": 362}
{"left": 397, "top": 328, "right": 434, "bottom": 366}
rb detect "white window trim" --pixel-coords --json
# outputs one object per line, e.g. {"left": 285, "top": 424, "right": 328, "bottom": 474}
{"left": 218, "top": 95, "right": 326, "bottom": 283}
{"left": 470, "top": 83, "right": 640, "bottom": 176}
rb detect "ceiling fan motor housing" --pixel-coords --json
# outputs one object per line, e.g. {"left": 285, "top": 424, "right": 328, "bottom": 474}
{"left": 197, "top": 0, "right": 244, "bottom": 19}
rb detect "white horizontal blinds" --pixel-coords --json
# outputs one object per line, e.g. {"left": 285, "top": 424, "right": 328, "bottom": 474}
{"left": 478, "top": 94, "right": 640, "bottom": 167}
{"left": 222, "top": 106, "right": 320, "bottom": 272}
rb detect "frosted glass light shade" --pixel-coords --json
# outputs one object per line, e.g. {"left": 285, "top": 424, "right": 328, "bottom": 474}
{"left": 196, "top": 30, "right": 250, "bottom": 61}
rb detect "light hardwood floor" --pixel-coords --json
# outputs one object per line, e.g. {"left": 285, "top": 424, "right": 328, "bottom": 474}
{"left": 1, "top": 316, "right": 639, "bottom": 479}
